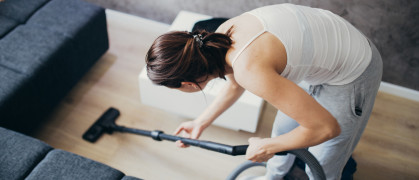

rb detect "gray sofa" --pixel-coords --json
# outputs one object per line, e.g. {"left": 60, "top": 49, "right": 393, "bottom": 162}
{"left": 0, "top": 0, "right": 108, "bottom": 134}
{"left": 0, "top": 0, "right": 141, "bottom": 179}
{"left": 0, "top": 127, "right": 140, "bottom": 180}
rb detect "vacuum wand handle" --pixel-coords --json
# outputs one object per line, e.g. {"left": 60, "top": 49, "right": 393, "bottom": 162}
{"left": 158, "top": 132, "right": 236, "bottom": 155}
{"left": 115, "top": 127, "right": 288, "bottom": 156}
{"left": 115, "top": 128, "right": 237, "bottom": 155}
{"left": 224, "top": 145, "right": 288, "bottom": 156}
{"left": 153, "top": 131, "right": 288, "bottom": 156}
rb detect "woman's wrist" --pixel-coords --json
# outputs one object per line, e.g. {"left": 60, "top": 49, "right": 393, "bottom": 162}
{"left": 194, "top": 117, "right": 212, "bottom": 130}
{"left": 263, "top": 137, "right": 284, "bottom": 155}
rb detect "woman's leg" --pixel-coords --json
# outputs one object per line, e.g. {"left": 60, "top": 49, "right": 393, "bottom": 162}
{"left": 266, "top": 41, "right": 382, "bottom": 180}
{"left": 305, "top": 41, "right": 383, "bottom": 179}
{"left": 266, "top": 110, "right": 300, "bottom": 179}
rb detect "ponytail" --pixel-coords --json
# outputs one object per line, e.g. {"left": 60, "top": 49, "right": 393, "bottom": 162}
{"left": 146, "top": 27, "right": 234, "bottom": 88}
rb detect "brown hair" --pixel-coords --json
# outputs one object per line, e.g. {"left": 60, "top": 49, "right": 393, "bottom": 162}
{"left": 145, "top": 28, "right": 233, "bottom": 88}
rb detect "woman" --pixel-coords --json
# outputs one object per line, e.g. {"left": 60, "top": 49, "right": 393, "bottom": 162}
{"left": 145, "top": 3, "right": 382, "bottom": 180}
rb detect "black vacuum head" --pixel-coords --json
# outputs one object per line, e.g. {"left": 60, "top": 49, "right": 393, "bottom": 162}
{"left": 82, "top": 107, "right": 120, "bottom": 143}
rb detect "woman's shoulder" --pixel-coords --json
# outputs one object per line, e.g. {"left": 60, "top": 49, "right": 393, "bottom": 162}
{"left": 231, "top": 32, "right": 288, "bottom": 77}
{"left": 216, "top": 13, "right": 287, "bottom": 76}
{"left": 219, "top": 14, "right": 265, "bottom": 63}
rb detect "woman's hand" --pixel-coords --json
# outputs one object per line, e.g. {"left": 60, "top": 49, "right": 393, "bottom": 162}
{"left": 246, "top": 137, "right": 275, "bottom": 162}
{"left": 173, "top": 121, "right": 206, "bottom": 148}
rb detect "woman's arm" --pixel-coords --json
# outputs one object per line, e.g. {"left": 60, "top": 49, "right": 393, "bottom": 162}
{"left": 195, "top": 73, "right": 245, "bottom": 128}
{"left": 174, "top": 73, "right": 245, "bottom": 147}
{"left": 234, "top": 54, "right": 341, "bottom": 162}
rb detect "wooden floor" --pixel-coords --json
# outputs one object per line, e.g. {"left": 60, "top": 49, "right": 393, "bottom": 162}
{"left": 33, "top": 10, "right": 419, "bottom": 180}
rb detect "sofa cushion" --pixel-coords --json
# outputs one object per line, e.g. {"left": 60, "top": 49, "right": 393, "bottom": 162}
{"left": 0, "top": 0, "right": 50, "bottom": 22}
{"left": 0, "top": 0, "right": 50, "bottom": 38}
{"left": 0, "top": 0, "right": 107, "bottom": 90}
{"left": 28, "top": 0, "right": 104, "bottom": 37}
{"left": 0, "top": 127, "right": 53, "bottom": 180}
{"left": 0, "top": 0, "right": 109, "bottom": 134}
{"left": 0, "top": 21, "right": 90, "bottom": 133}
{"left": 0, "top": 25, "right": 75, "bottom": 74}
{"left": 0, "top": 24, "right": 79, "bottom": 133}
{"left": 27, "top": 0, "right": 110, "bottom": 66}
{"left": 0, "top": 16, "right": 17, "bottom": 38}
{"left": 26, "top": 149, "right": 125, "bottom": 180}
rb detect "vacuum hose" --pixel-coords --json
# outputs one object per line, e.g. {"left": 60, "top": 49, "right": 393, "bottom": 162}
{"left": 226, "top": 149, "right": 325, "bottom": 180}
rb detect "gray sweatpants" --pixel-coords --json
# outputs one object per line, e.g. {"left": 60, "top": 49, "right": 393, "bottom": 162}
{"left": 266, "top": 41, "right": 383, "bottom": 180}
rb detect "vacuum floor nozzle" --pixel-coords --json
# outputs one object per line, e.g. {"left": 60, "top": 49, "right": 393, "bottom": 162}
{"left": 82, "top": 107, "right": 120, "bottom": 142}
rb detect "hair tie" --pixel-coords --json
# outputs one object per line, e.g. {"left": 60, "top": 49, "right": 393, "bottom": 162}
{"left": 193, "top": 34, "right": 203, "bottom": 48}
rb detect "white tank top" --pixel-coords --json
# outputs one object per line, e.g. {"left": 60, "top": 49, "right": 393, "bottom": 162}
{"left": 231, "top": 4, "right": 372, "bottom": 85}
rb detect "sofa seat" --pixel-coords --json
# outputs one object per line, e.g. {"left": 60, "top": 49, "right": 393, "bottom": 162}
{"left": 0, "top": 127, "right": 140, "bottom": 180}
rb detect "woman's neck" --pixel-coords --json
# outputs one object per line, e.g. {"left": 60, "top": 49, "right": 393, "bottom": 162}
{"left": 224, "top": 65, "right": 234, "bottom": 75}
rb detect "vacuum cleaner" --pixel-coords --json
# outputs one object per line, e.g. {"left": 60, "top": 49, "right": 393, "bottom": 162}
{"left": 83, "top": 107, "right": 326, "bottom": 180}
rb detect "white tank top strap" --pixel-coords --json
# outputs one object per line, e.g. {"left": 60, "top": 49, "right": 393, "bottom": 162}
{"left": 231, "top": 30, "right": 266, "bottom": 68}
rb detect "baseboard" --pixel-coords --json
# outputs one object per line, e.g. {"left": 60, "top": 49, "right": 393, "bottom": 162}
{"left": 379, "top": 82, "right": 419, "bottom": 102}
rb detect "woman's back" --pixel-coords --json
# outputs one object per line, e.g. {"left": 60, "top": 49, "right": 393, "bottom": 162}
{"left": 219, "top": 3, "right": 372, "bottom": 85}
